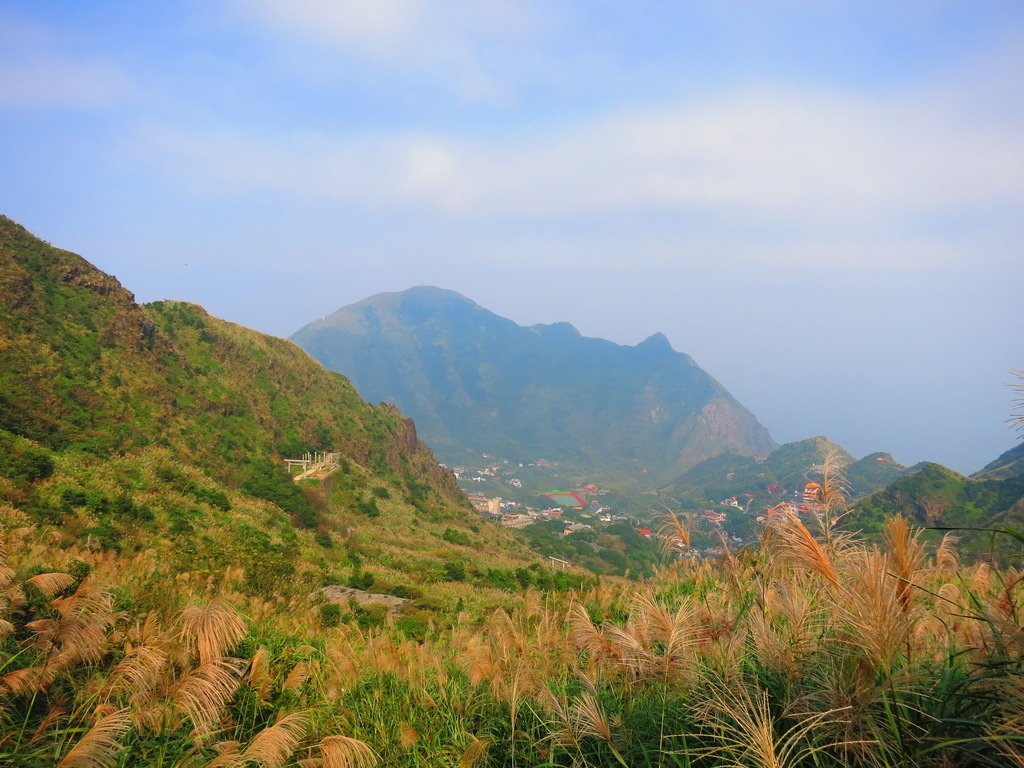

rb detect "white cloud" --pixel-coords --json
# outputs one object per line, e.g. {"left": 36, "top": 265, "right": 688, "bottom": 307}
{"left": 0, "top": 14, "right": 131, "bottom": 109}
{"left": 234, "top": 0, "right": 426, "bottom": 59}
{"left": 135, "top": 78, "right": 1024, "bottom": 262}
{"left": 0, "top": 55, "right": 130, "bottom": 109}
{"left": 225, "top": 0, "right": 541, "bottom": 101}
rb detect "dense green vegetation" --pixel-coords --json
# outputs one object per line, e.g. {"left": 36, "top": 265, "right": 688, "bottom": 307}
{"left": 0, "top": 215, "right": 461, "bottom": 506}
{"left": 522, "top": 518, "right": 662, "bottom": 577}
{"left": 241, "top": 461, "right": 319, "bottom": 528}
{"left": 852, "top": 461, "right": 1024, "bottom": 559}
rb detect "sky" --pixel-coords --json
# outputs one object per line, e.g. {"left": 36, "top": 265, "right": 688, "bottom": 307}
{"left": 1, "top": 1, "right": 1022, "bottom": 473}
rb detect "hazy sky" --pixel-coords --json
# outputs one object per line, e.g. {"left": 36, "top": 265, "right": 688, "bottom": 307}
{"left": 1, "top": 1, "right": 1022, "bottom": 473}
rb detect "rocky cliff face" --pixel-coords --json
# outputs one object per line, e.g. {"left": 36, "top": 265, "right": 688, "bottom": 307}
{"left": 672, "top": 398, "right": 776, "bottom": 470}
{"left": 383, "top": 406, "right": 464, "bottom": 501}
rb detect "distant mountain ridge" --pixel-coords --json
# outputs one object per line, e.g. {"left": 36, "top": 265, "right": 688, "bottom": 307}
{"left": 852, "top": 458, "right": 1024, "bottom": 559}
{"left": 661, "top": 435, "right": 911, "bottom": 507}
{"left": 972, "top": 443, "right": 1024, "bottom": 481}
{"left": 293, "top": 286, "right": 775, "bottom": 481}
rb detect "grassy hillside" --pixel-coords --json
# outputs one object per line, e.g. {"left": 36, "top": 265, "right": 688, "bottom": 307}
{"left": 2, "top": 489, "right": 1024, "bottom": 766}
{"left": 0, "top": 215, "right": 461, "bottom": 502}
{"left": 0, "top": 214, "right": 599, "bottom": 614}
{"left": 852, "top": 461, "right": 1024, "bottom": 559}
{"left": 845, "top": 451, "right": 911, "bottom": 495}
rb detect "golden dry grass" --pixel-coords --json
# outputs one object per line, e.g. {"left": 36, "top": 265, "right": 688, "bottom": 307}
{"left": 57, "top": 708, "right": 132, "bottom": 768}
{"left": 179, "top": 600, "right": 247, "bottom": 666}
{"left": 240, "top": 711, "right": 310, "bottom": 768}
{"left": 1, "top": 503, "right": 1023, "bottom": 767}
{"left": 311, "top": 734, "right": 379, "bottom": 768}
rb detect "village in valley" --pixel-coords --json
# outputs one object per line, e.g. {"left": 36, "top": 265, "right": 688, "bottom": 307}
{"left": 442, "top": 452, "right": 844, "bottom": 567}
{"left": 448, "top": 456, "right": 629, "bottom": 533}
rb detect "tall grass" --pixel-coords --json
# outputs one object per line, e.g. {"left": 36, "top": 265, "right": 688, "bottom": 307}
{"left": 1, "top": 499, "right": 1023, "bottom": 767}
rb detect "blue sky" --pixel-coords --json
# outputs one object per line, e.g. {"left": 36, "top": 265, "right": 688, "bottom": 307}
{"left": 1, "top": 1, "right": 1022, "bottom": 472}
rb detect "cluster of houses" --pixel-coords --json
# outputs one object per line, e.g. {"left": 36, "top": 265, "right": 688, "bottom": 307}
{"left": 703, "top": 509, "right": 728, "bottom": 525}
{"left": 457, "top": 454, "right": 793, "bottom": 550}
{"left": 449, "top": 455, "right": 565, "bottom": 490}
{"left": 464, "top": 484, "right": 636, "bottom": 540}
{"left": 452, "top": 451, "right": 837, "bottom": 551}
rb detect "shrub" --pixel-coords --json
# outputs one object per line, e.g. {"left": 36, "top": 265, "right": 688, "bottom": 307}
{"left": 404, "top": 472, "right": 431, "bottom": 507}
{"left": 277, "top": 437, "right": 315, "bottom": 459}
{"left": 482, "top": 568, "right": 517, "bottom": 591}
{"left": 60, "top": 488, "right": 88, "bottom": 508}
{"left": 353, "top": 604, "right": 386, "bottom": 630}
{"left": 348, "top": 568, "right": 375, "bottom": 590}
{"left": 183, "top": 481, "right": 231, "bottom": 511}
{"left": 68, "top": 559, "right": 91, "bottom": 582}
{"left": 84, "top": 519, "right": 122, "bottom": 552}
{"left": 85, "top": 492, "right": 110, "bottom": 515}
{"left": 441, "top": 527, "right": 471, "bottom": 547}
{"left": 320, "top": 602, "right": 342, "bottom": 628}
{"left": 112, "top": 493, "right": 155, "bottom": 522}
{"left": 357, "top": 498, "right": 381, "bottom": 518}
{"left": 394, "top": 614, "right": 429, "bottom": 641}
{"left": 168, "top": 506, "right": 196, "bottom": 535}
{"left": 242, "top": 461, "right": 318, "bottom": 528}
{"left": 514, "top": 566, "right": 533, "bottom": 588}
{"left": 443, "top": 560, "right": 466, "bottom": 582}
{"left": 0, "top": 433, "right": 54, "bottom": 483}
{"left": 155, "top": 466, "right": 181, "bottom": 484}
{"left": 390, "top": 584, "right": 423, "bottom": 600}
{"left": 314, "top": 530, "right": 334, "bottom": 548}
{"left": 25, "top": 494, "right": 62, "bottom": 524}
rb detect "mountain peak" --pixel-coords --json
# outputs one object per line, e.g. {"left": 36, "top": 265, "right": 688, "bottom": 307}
{"left": 637, "top": 332, "right": 673, "bottom": 352}
{"left": 398, "top": 285, "right": 473, "bottom": 301}
{"left": 362, "top": 285, "right": 479, "bottom": 310}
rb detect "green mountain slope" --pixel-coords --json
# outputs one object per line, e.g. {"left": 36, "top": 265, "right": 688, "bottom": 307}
{"left": 292, "top": 286, "right": 775, "bottom": 482}
{"left": 852, "top": 460, "right": 1024, "bottom": 559}
{"left": 0, "top": 216, "right": 457, "bottom": 499}
{"left": 846, "top": 451, "right": 912, "bottom": 496}
{"left": 662, "top": 435, "right": 907, "bottom": 507}
{"left": 0, "top": 214, "right": 567, "bottom": 612}
{"left": 972, "top": 442, "right": 1024, "bottom": 480}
